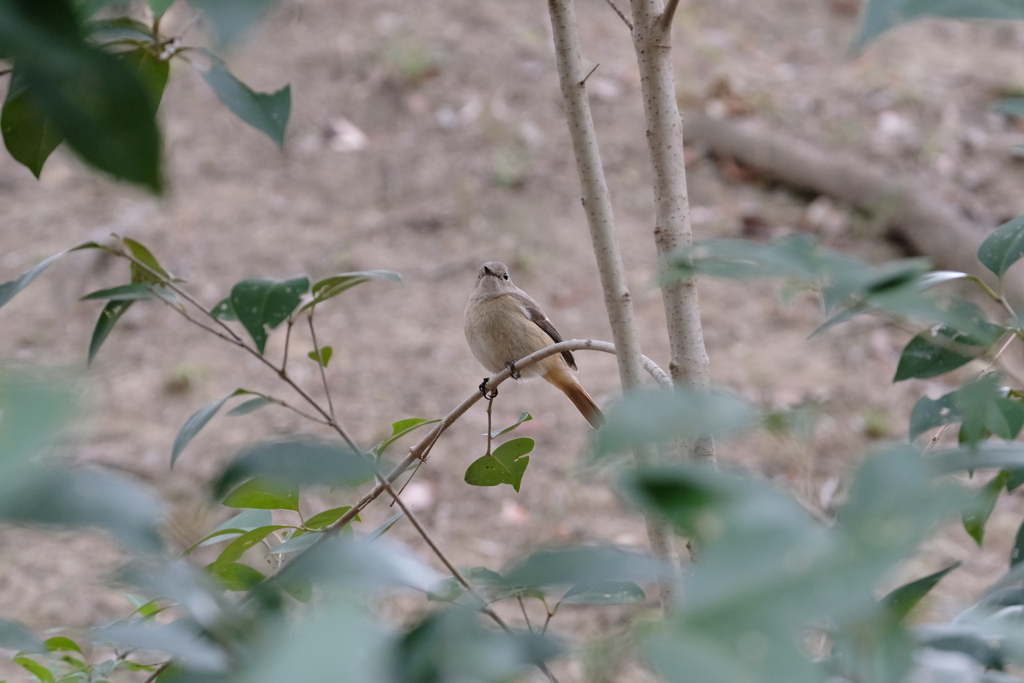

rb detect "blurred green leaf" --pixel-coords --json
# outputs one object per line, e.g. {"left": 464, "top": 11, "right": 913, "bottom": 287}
{"left": 503, "top": 546, "right": 667, "bottom": 588}
{"left": 893, "top": 323, "right": 1004, "bottom": 381}
{"left": 305, "top": 505, "right": 354, "bottom": 530}
{"left": 0, "top": 468, "right": 164, "bottom": 552}
{"left": 280, "top": 576, "right": 312, "bottom": 603}
{"left": 0, "top": 250, "right": 67, "bottom": 309}
{"left": 595, "top": 388, "right": 753, "bottom": 458}
{"left": 372, "top": 417, "right": 439, "bottom": 457}
{"left": 307, "top": 345, "right": 332, "bottom": 367}
{"left": 391, "top": 607, "right": 561, "bottom": 683}
{"left": 490, "top": 411, "right": 532, "bottom": 438}
{"left": 87, "top": 300, "right": 132, "bottom": 365}
{"left": 464, "top": 437, "right": 533, "bottom": 492}
{"left": 171, "top": 392, "right": 235, "bottom": 467}
{"left": 1012, "top": 518, "right": 1024, "bottom": 567}
{"left": 101, "top": 620, "right": 228, "bottom": 671}
{"left": 207, "top": 561, "right": 265, "bottom": 591}
{"left": 43, "top": 636, "right": 82, "bottom": 653}
{"left": 268, "top": 532, "right": 320, "bottom": 555}
{"left": 957, "top": 376, "right": 1024, "bottom": 446}
{"left": 0, "top": 373, "right": 74, "bottom": 477}
{"left": 367, "top": 510, "right": 404, "bottom": 541}
{"left": 963, "top": 472, "right": 1009, "bottom": 546}
{"left": 196, "top": 50, "right": 289, "bottom": 147}
{"left": 882, "top": 562, "right": 961, "bottom": 623}
{"left": 0, "top": 1, "right": 163, "bottom": 190}
{"left": 226, "top": 397, "right": 273, "bottom": 416}
{"left": 187, "top": 0, "right": 277, "bottom": 46}
{"left": 221, "top": 478, "right": 299, "bottom": 512}
{"left": 302, "top": 270, "right": 403, "bottom": 311}
{"left": 15, "top": 656, "right": 56, "bottom": 683}
{"left": 993, "top": 98, "right": 1024, "bottom": 119}
{"left": 979, "top": 215, "right": 1024, "bottom": 278}
{"left": 214, "top": 525, "right": 287, "bottom": 564}
{"left": 118, "top": 48, "right": 169, "bottom": 111}
{"left": 186, "top": 509, "right": 274, "bottom": 554}
{"left": 561, "top": 581, "right": 645, "bottom": 605}
{"left": 0, "top": 618, "right": 44, "bottom": 652}
{"left": 149, "top": 0, "right": 176, "bottom": 16}
{"left": 909, "top": 391, "right": 960, "bottom": 441}
{"left": 87, "top": 16, "right": 154, "bottom": 43}
{"left": 229, "top": 276, "right": 309, "bottom": 353}
{"left": 214, "top": 438, "right": 375, "bottom": 499}
{"left": 851, "top": 0, "right": 1024, "bottom": 54}
{"left": 81, "top": 282, "right": 159, "bottom": 301}
{"left": 1, "top": 67, "right": 64, "bottom": 177}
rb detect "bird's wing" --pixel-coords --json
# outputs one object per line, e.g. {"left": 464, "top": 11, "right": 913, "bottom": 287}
{"left": 509, "top": 290, "right": 577, "bottom": 371}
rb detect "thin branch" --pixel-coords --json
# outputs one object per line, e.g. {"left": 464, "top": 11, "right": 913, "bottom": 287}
{"left": 308, "top": 313, "right": 336, "bottom": 419}
{"left": 518, "top": 595, "right": 535, "bottom": 634}
{"left": 659, "top": 0, "right": 681, "bottom": 31}
{"left": 579, "top": 62, "right": 600, "bottom": 87}
{"left": 282, "top": 319, "right": 294, "bottom": 373}
{"left": 143, "top": 662, "right": 171, "bottom": 683}
{"left": 603, "top": 0, "right": 633, "bottom": 30}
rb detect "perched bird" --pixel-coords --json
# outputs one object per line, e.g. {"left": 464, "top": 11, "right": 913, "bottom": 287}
{"left": 464, "top": 261, "right": 603, "bottom": 428}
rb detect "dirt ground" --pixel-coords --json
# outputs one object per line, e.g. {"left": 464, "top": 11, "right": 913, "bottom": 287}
{"left": 3, "top": 0, "right": 1024, "bottom": 680}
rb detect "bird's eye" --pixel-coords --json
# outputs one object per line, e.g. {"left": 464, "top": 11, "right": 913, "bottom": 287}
{"left": 502, "top": 273, "right": 509, "bottom": 280}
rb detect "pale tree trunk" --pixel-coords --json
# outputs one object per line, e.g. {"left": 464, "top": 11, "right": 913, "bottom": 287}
{"left": 547, "top": 0, "right": 680, "bottom": 607}
{"left": 628, "top": 0, "right": 716, "bottom": 462}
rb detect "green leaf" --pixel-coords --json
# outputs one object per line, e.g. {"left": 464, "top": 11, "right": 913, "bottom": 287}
{"left": 171, "top": 393, "right": 233, "bottom": 467}
{"left": 1013, "top": 517, "right": 1024, "bottom": 566}
{"left": 307, "top": 346, "right": 332, "bottom": 367}
{"left": 852, "top": 0, "right": 1024, "bottom": 54}
{"left": 15, "top": 656, "right": 56, "bottom": 683}
{"left": 464, "top": 437, "right": 533, "bottom": 492}
{"left": 87, "top": 300, "right": 133, "bottom": 365}
{"left": 210, "top": 297, "right": 237, "bottom": 321}
{"left": 0, "top": 250, "right": 66, "bottom": 309}
{"left": 2, "top": 67, "right": 64, "bottom": 177}
{"left": 367, "top": 510, "right": 404, "bottom": 541}
{"left": 80, "top": 283, "right": 158, "bottom": 301}
{"left": 117, "top": 48, "right": 169, "bottom": 111}
{"left": 44, "top": 636, "right": 82, "bottom": 653}
{"left": 909, "top": 392, "right": 961, "bottom": 441}
{"left": 123, "top": 237, "right": 170, "bottom": 284}
{"left": 302, "top": 270, "right": 403, "bottom": 311}
{"left": 304, "top": 505, "right": 354, "bottom": 530}
{"left": 894, "top": 323, "right": 1004, "bottom": 381}
{"left": 963, "top": 472, "right": 1008, "bottom": 546}
{"left": 0, "top": 6, "right": 163, "bottom": 190}
{"left": 268, "top": 531, "right": 321, "bottom": 554}
{"left": 226, "top": 397, "right": 273, "bottom": 416}
{"left": 87, "top": 17, "right": 154, "bottom": 43}
{"left": 221, "top": 478, "right": 299, "bottom": 512}
{"left": 372, "top": 417, "right": 439, "bottom": 457}
{"left": 595, "top": 388, "right": 754, "bottom": 458}
{"left": 957, "top": 377, "right": 1024, "bottom": 446}
{"left": 214, "top": 438, "right": 375, "bottom": 499}
{"left": 187, "top": 0, "right": 278, "bottom": 45}
{"left": 197, "top": 50, "right": 289, "bottom": 147}
{"left": 979, "top": 215, "right": 1024, "bottom": 278}
{"left": 149, "top": 0, "right": 176, "bottom": 16}
{"left": 206, "top": 561, "right": 265, "bottom": 591}
{"left": 99, "top": 621, "right": 227, "bottom": 671}
{"left": 993, "top": 97, "right": 1024, "bottom": 119}
{"left": 184, "top": 509, "right": 273, "bottom": 553}
{"left": 229, "top": 276, "right": 309, "bottom": 353}
{"left": 0, "top": 618, "right": 44, "bottom": 652}
{"left": 214, "top": 525, "right": 287, "bottom": 564}
{"left": 503, "top": 546, "right": 667, "bottom": 587}
{"left": 490, "top": 411, "right": 532, "bottom": 438}
{"left": 280, "top": 576, "right": 312, "bottom": 603}
{"left": 882, "top": 562, "right": 961, "bottom": 623}
{"left": 561, "top": 580, "right": 645, "bottom": 605}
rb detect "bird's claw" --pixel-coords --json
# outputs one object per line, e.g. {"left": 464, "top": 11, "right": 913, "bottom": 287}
{"left": 479, "top": 378, "right": 498, "bottom": 399}
{"left": 505, "top": 360, "right": 521, "bottom": 380}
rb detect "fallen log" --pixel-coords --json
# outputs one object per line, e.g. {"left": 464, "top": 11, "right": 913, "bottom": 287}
{"left": 683, "top": 111, "right": 1024, "bottom": 303}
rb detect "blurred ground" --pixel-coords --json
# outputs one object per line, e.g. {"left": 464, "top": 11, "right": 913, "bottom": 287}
{"left": 3, "top": 0, "right": 1024, "bottom": 679}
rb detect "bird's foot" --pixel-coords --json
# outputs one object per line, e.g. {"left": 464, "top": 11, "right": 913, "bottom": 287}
{"left": 505, "top": 360, "right": 521, "bottom": 380}
{"left": 479, "top": 378, "right": 498, "bottom": 400}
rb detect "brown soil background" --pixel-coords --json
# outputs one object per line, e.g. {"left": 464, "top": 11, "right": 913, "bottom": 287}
{"left": 3, "top": 0, "right": 1024, "bottom": 680}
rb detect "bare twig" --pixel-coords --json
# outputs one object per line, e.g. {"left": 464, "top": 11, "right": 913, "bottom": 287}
{"left": 282, "top": 319, "right": 294, "bottom": 373}
{"left": 603, "top": 0, "right": 633, "bottom": 30}
{"left": 143, "top": 662, "right": 171, "bottom": 683}
{"left": 579, "top": 62, "right": 600, "bottom": 86}
{"left": 307, "top": 313, "right": 336, "bottom": 419}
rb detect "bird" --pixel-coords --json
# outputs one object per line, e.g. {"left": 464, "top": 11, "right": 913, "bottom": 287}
{"left": 464, "top": 261, "right": 603, "bottom": 428}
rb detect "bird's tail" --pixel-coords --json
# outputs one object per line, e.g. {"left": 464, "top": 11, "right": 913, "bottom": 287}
{"left": 544, "top": 367, "right": 604, "bottom": 429}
